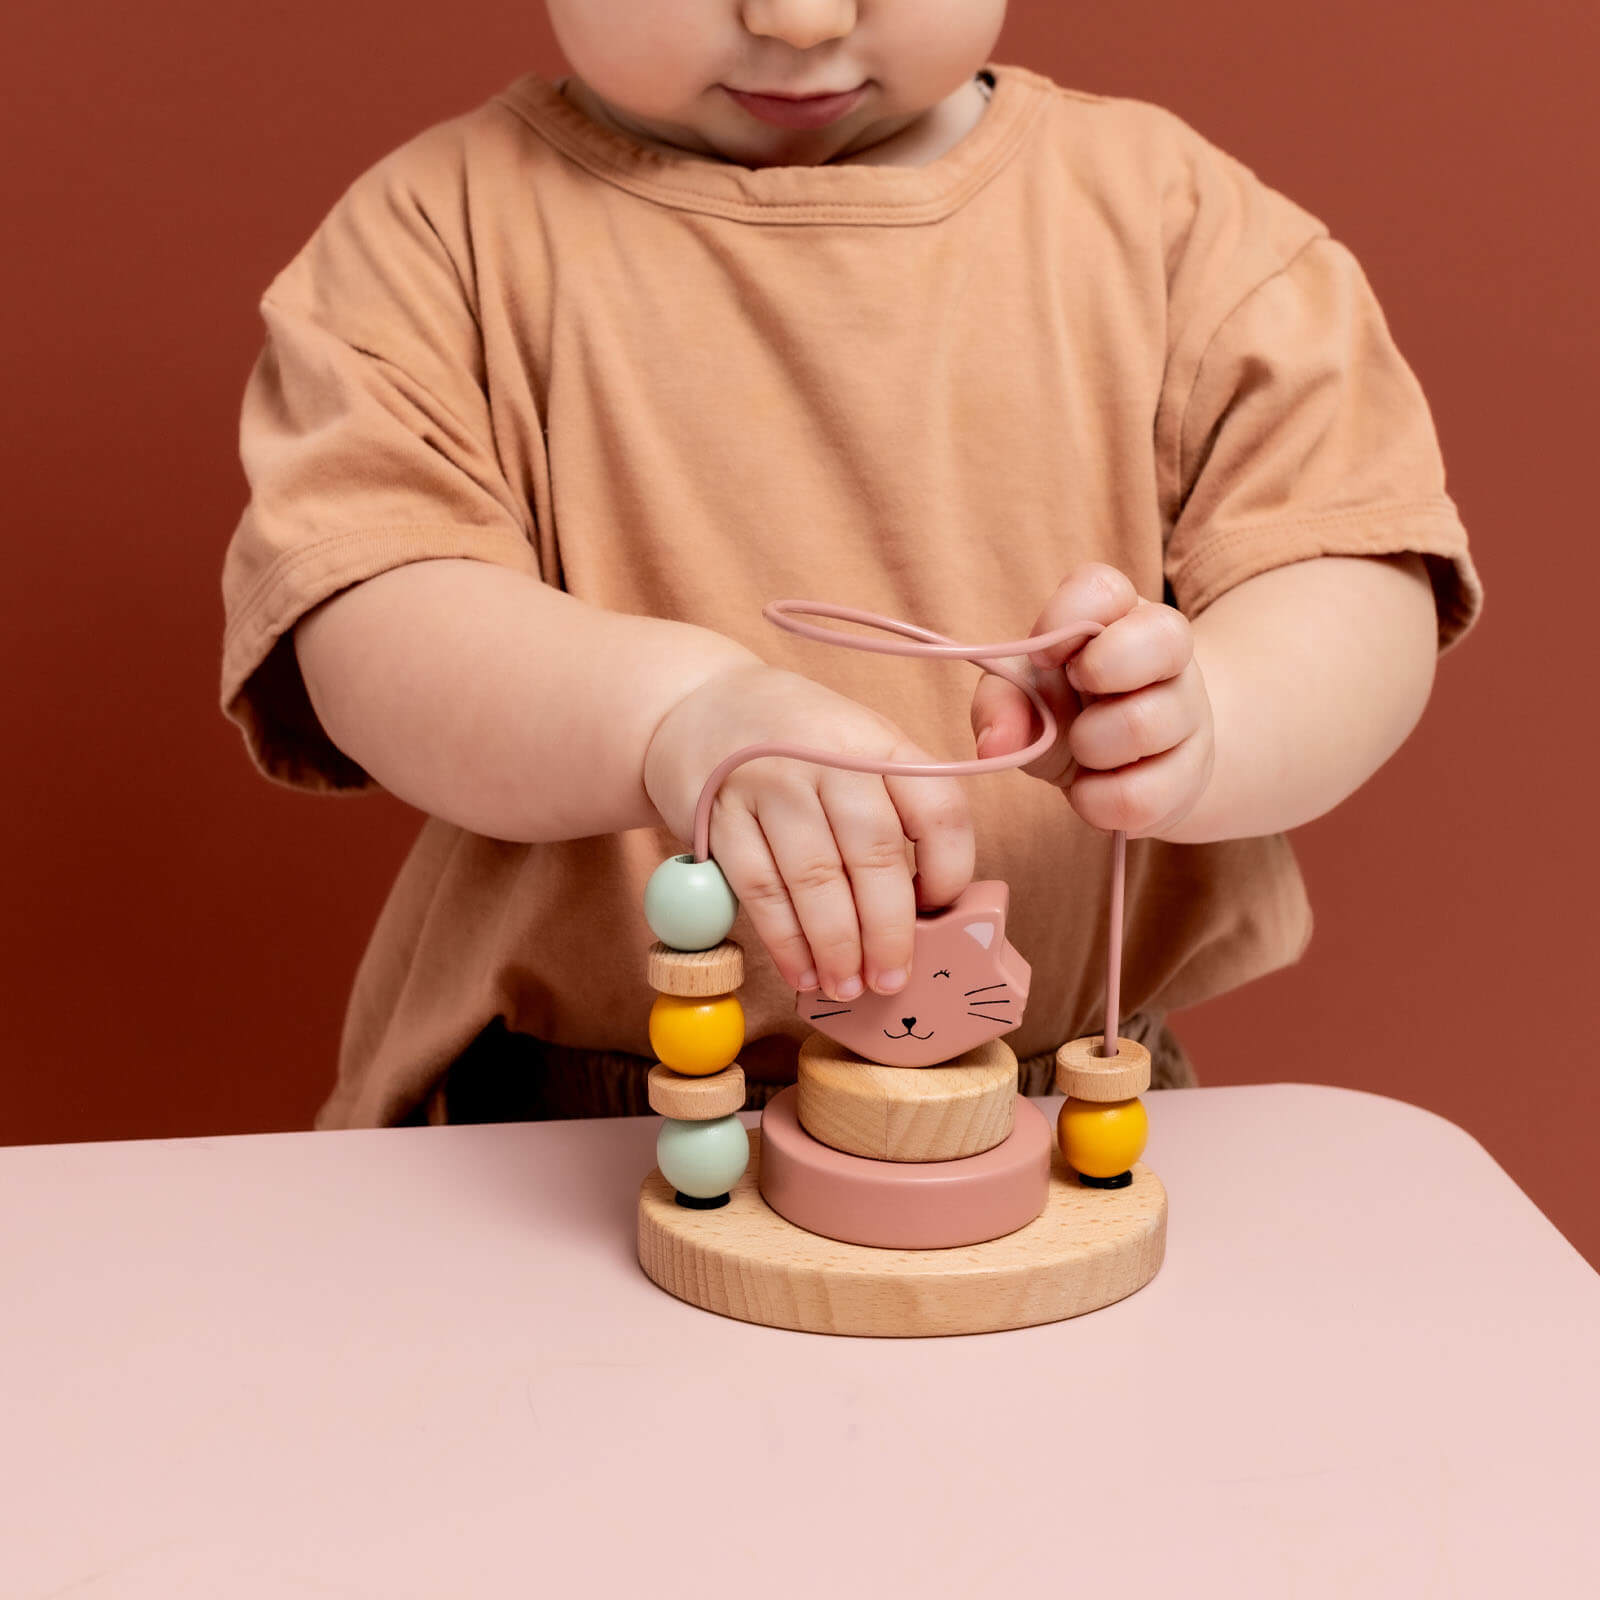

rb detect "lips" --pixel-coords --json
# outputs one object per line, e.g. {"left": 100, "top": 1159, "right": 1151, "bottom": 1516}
{"left": 723, "top": 84, "right": 867, "bottom": 130}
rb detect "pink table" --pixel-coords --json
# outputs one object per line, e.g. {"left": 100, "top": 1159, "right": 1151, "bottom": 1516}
{"left": 2, "top": 1085, "right": 1596, "bottom": 1598}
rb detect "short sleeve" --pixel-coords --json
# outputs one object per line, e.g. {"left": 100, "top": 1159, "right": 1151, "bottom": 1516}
{"left": 1160, "top": 234, "right": 1482, "bottom": 651}
{"left": 219, "top": 134, "right": 543, "bottom": 793}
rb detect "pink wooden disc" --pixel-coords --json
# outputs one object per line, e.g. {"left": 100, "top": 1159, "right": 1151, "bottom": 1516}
{"left": 758, "top": 1087, "right": 1051, "bottom": 1250}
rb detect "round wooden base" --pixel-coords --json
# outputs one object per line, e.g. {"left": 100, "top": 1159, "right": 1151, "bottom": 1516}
{"left": 637, "top": 1130, "right": 1166, "bottom": 1338}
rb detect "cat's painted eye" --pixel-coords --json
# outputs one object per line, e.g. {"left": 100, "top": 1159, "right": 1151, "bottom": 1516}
{"left": 933, "top": 969, "right": 950, "bottom": 978}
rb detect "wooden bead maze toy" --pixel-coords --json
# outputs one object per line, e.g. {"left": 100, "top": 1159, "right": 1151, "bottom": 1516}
{"left": 636, "top": 600, "right": 1167, "bottom": 1336}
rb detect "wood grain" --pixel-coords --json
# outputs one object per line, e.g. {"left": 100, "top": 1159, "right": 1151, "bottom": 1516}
{"left": 646, "top": 941, "right": 745, "bottom": 997}
{"left": 1054, "top": 1036, "right": 1151, "bottom": 1102}
{"left": 647, "top": 1063, "right": 746, "bottom": 1121}
{"left": 638, "top": 1131, "right": 1166, "bottom": 1338}
{"left": 796, "top": 1033, "right": 1017, "bottom": 1161}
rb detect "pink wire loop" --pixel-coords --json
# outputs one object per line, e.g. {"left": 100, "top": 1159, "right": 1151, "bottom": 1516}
{"left": 690, "top": 600, "right": 1127, "bottom": 1057}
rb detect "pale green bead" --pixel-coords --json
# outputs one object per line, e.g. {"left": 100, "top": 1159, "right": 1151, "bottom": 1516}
{"left": 643, "top": 853, "right": 738, "bottom": 951}
{"left": 657, "top": 1114, "right": 750, "bottom": 1199}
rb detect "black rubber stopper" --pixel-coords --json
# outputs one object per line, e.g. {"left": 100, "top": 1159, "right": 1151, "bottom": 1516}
{"left": 674, "top": 1191, "right": 731, "bottom": 1210}
{"left": 1077, "top": 1170, "right": 1133, "bottom": 1190}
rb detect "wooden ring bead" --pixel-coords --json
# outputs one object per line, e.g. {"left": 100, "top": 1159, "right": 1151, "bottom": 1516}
{"left": 647, "top": 940, "right": 744, "bottom": 997}
{"left": 797, "top": 1034, "right": 1017, "bottom": 1162}
{"left": 648, "top": 1063, "right": 746, "bottom": 1121}
{"left": 1054, "top": 1036, "right": 1151, "bottom": 1101}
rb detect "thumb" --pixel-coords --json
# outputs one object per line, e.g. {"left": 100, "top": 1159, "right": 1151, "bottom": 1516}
{"left": 970, "top": 668, "right": 1037, "bottom": 758}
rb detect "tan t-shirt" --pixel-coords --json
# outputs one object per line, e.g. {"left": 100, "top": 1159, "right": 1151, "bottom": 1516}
{"left": 219, "top": 63, "right": 1482, "bottom": 1129}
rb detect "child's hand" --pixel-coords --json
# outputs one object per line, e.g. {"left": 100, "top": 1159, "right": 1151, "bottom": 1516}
{"left": 969, "top": 565, "right": 1215, "bottom": 838}
{"left": 643, "top": 663, "right": 974, "bottom": 1002}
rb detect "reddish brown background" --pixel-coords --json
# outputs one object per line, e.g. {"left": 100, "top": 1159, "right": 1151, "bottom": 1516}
{"left": 4, "top": 4, "right": 1595, "bottom": 1262}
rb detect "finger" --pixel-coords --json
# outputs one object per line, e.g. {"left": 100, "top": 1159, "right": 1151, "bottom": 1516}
{"left": 752, "top": 777, "right": 865, "bottom": 1003}
{"left": 1068, "top": 675, "right": 1197, "bottom": 773}
{"left": 969, "top": 670, "right": 1035, "bottom": 758}
{"left": 708, "top": 791, "right": 824, "bottom": 990}
{"left": 972, "top": 660, "right": 1085, "bottom": 783}
{"left": 1068, "top": 600, "right": 1192, "bottom": 696}
{"left": 816, "top": 768, "right": 918, "bottom": 996}
{"left": 1067, "top": 735, "right": 1210, "bottom": 839}
{"left": 883, "top": 759, "right": 974, "bottom": 914}
{"left": 1025, "top": 564, "right": 1139, "bottom": 671}
{"left": 1011, "top": 662, "right": 1081, "bottom": 786}
{"left": 708, "top": 795, "right": 820, "bottom": 993}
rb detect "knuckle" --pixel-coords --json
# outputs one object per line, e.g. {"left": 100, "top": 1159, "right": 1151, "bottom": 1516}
{"left": 847, "top": 833, "right": 911, "bottom": 875}
{"left": 811, "top": 926, "right": 863, "bottom": 968}
{"left": 812, "top": 914, "right": 861, "bottom": 949}
{"left": 787, "top": 853, "right": 846, "bottom": 898}
{"left": 1152, "top": 605, "right": 1192, "bottom": 665}
{"left": 737, "top": 868, "right": 792, "bottom": 912}
{"left": 1118, "top": 693, "right": 1157, "bottom": 754}
{"left": 823, "top": 788, "right": 886, "bottom": 832}
{"left": 766, "top": 932, "right": 814, "bottom": 972}
{"left": 884, "top": 735, "right": 930, "bottom": 767}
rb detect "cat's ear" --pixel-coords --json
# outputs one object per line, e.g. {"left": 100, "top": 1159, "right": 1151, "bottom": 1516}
{"left": 956, "top": 881, "right": 1009, "bottom": 952}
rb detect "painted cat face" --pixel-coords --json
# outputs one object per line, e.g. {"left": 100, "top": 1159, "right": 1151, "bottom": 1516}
{"left": 796, "top": 881, "right": 1031, "bottom": 1067}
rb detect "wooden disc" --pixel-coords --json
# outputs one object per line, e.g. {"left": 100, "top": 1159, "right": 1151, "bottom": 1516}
{"left": 797, "top": 1034, "right": 1017, "bottom": 1161}
{"left": 761, "top": 1088, "right": 1049, "bottom": 1249}
{"left": 647, "top": 941, "right": 744, "bottom": 997}
{"left": 647, "top": 1063, "right": 746, "bottom": 1121}
{"left": 638, "top": 1132, "right": 1166, "bottom": 1338}
{"left": 1054, "top": 1036, "right": 1151, "bottom": 1101}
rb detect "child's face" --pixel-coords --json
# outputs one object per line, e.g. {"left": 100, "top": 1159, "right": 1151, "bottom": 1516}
{"left": 545, "top": 0, "right": 1007, "bottom": 167}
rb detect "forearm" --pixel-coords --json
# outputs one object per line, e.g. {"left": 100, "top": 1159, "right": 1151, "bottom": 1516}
{"left": 293, "top": 558, "right": 761, "bottom": 841}
{"left": 1157, "top": 553, "right": 1438, "bottom": 843}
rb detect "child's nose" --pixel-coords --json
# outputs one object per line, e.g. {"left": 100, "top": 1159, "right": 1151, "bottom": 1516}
{"left": 742, "top": 0, "right": 858, "bottom": 51}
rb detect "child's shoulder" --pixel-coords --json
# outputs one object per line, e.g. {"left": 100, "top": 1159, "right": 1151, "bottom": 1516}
{"left": 320, "top": 87, "right": 537, "bottom": 216}
{"left": 1003, "top": 62, "right": 1272, "bottom": 174}
{"left": 261, "top": 84, "right": 551, "bottom": 309}
{"left": 999, "top": 63, "right": 1329, "bottom": 289}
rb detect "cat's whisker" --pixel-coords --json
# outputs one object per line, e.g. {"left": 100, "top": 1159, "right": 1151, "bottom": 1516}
{"left": 967, "top": 998, "right": 1012, "bottom": 1006}
{"left": 807, "top": 1008, "right": 855, "bottom": 1020}
{"left": 965, "top": 984, "right": 1008, "bottom": 995}
{"left": 966, "top": 1010, "right": 1011, "bottom": 1021}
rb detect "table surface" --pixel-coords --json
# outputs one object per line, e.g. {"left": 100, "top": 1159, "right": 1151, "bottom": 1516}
{"left": 1, "top": 1084, "right": 1596, "bottom": 1599}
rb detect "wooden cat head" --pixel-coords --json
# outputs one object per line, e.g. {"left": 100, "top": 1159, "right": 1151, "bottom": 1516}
{"left": 796, "top": 881, "right": 1031, "bottom": 1067}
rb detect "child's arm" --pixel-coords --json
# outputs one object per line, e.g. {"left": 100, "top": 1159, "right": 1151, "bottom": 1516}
{"left": 294, "top": 556, "right": 978, "bottom": 1002}
{"left": 970, "top": 553, "right": 1438, "bottom": 842}
{"left": 1158, "top": 551, "right": 1436, "bottom": 842}
{"left": 293, "top": 557, "right": 759, "bottom": 843}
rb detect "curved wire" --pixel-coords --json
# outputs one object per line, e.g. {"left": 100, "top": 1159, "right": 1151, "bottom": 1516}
{"left": 689, "top": 600, "right": 1127, "bottom": 1058}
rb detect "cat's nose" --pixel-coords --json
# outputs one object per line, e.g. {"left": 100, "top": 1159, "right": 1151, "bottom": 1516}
{"left": 901, "top": 1017, "right": 916, "bottom": 1030}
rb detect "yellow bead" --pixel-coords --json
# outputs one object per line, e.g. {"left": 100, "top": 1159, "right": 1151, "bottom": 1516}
{"left": 648, "top": 992, "right": 745, "bottom": 1077}
{"left": 1057, "top": 1096, "right": 1148, "bottom": 1180}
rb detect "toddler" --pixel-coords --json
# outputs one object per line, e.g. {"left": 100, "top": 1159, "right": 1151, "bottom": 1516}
{"left": 219, "top": 0, "right": 1481, "bottom": 1128}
